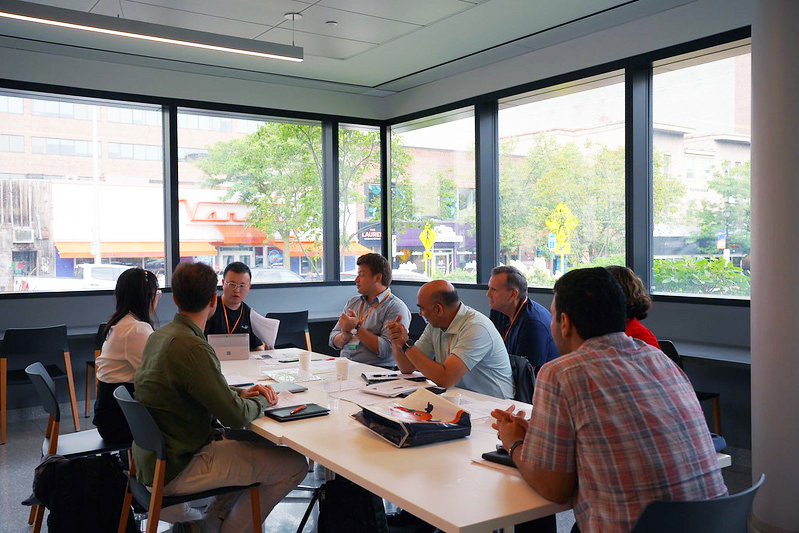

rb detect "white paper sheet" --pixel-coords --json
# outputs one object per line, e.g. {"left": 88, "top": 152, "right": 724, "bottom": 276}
{"left": 307, "top": 379, "right": 364, "bottom": 393}
{"left": 250, "top": 310, "right": 280, "bottom": 349}
{"left": 223, "top": 374, "right": 256, "bottom": 387}
{"left": 328, "top": 388, "right": 392, "bottom": 405}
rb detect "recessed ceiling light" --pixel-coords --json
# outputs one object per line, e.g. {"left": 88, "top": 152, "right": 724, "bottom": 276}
{"left": 326, "top": 21, "right": 338, "bottom": 27}
{"left": 284, "top": 12, "right": 303, "bottom": 21}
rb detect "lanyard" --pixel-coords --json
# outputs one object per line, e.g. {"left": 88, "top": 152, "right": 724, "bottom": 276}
{"left": 357, "top": 290, "right": 391, "bottom": 326}
{"left": 221, "top": 296, "right": 243, "bottom": 334}
{"left": 502, "top": 297, "right": 528, "bottom": 342}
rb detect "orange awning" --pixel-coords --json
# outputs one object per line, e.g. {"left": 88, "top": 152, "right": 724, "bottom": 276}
{"left": 55, "top": 241, "right": 217, "bottom": 259}
{"left": 215, "top": 225, "right": 268, "bottom": 245}
{"left": 270, "top": 240, "right": 323, "bottom": 257}
{"left": 341, "top": 242, "right": 375, "bottom": 256}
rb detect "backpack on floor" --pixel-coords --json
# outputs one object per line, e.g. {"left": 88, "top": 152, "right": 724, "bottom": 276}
{"left": 32, "top": 453, "right": 136, "bottom": 533}
{"left": 317, "top": 476, "right": 389, "bottom": 533}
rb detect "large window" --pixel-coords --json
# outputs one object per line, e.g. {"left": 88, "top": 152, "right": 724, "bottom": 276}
{"left": 498, "top": 72, "right": 626, "bottom": 288}
{"left": 0, "top": 91, "right": 164, "bottom": 293}
{"left": 338, "top": 124, "right": 382, "bottom": 279}
{"left": 652, "top": 42, "right": 751, "bottom": 298}
{"left": 390, "top": 109, "right": 476, "bottom": 283}
{"left": 177, "top": 109, "right": 323, "bottom": 283}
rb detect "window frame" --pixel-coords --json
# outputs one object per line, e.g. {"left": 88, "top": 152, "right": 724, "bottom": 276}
{"left": 0, "top": 27, "right": 750, "bottom": 305}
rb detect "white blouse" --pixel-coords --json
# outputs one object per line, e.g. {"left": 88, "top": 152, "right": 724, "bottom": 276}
{"left": 95, "top": 313, "right": 154, "bottom": 383}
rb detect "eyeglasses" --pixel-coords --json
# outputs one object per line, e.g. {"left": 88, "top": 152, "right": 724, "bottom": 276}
{"left": 224, "top": 281, "right": 250, "bottom": 290}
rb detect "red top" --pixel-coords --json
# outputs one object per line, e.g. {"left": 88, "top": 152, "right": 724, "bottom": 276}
{"left": 625, "top": 317, "right": 660, "bottom": 349}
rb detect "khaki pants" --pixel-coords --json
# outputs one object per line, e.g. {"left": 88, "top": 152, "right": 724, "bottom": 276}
{"left": 163, "top": 437, "right": 307, "bottom": 532}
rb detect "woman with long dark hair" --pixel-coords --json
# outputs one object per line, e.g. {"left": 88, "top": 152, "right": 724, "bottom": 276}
{"left": 606, "top": 265, "right": 660, "bottom": 349}
{"left": 92, "top": 267, "right": 160, "bottom": 445}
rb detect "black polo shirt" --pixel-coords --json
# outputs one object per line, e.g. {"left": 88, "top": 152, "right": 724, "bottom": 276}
{"left": 204, "top": 295, "right": 263, "bottom": 350}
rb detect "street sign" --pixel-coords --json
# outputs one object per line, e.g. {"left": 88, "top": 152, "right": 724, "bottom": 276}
{"left": 422, "top": 251, "right": 432, "bottom": 260}
{"left": 420, "top": 223, "right": 436, "bottom": 250}
{"left": 548, "top": 233, "right": 556, "bottom": 251}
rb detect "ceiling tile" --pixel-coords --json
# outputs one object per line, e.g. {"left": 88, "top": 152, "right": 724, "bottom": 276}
{"left": 263, "top": 4, "right": 420, "bottom": 45}
{"left": 92, "top": 0, "right": 313, "bottom": 30}
{"left": 257, "top": 27, "right": 375, "bottom": 60}
{"left": 317, "top": 0, "right": 472, "bottom": 26}
{"left": 89, "top": 0, "right": 272, "bottom": 38}
{"left": 22, "top": 0, "right": 98, "bottom": 10}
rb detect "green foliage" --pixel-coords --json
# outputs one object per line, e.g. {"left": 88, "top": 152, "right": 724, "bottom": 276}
{"left": 498, "top": 136, "right": 682, "bottom": 265}
{"left": 195, "top": 123, "right": 414, "bottom": 270}
{"left": 440, "top": 268, "right": 476, "bottom": 283}
{"left": 689, "top": 161, "right": 751, "bottom": 255}
{"left": 652, "top": 257, "right": 750, "bottom": 296}
{"left": 196, "top": 122, "right": 323, "bottom": 272}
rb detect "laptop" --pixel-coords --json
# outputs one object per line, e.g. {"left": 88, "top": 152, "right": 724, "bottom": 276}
{"left": 207, "top": 333, "right": 250, "bottom": 360}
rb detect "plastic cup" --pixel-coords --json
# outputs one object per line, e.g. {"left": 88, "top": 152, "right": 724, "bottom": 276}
{"left": 443, "top": 392, "right": 462, "bottom": 406}
{"left": 335, "top": 357, "right": 349, "bottom": 381}
{"left": 298, "top": 352, "right": 311, "bottom": 372}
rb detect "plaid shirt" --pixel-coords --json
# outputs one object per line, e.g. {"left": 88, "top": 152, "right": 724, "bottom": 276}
{"left": 521, "top": 332, "right": 727, "bottom": 532}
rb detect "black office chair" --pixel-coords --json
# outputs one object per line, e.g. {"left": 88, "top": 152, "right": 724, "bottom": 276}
{"left": 1, "top": 325, "right": 80, "bottom": 445}
{"left": 85, "top": 323, "right": 107, "bottom": 417}
{"left": 25, "top": 362, "right": 127, "bottom": 533}
{"left": 509, "top": 354, "right": 535, "bottom": 404}
{"left": 266, "top": 311, "right": 312, "bottom": 350}
{"left": 113, "top": 386, "right": 262, "bottom": 533}
{"left": 631, "top": 474, "right": 765, "bottom": 533}
{"left": 659, "top": 339, "right": 722, "bottom": 435}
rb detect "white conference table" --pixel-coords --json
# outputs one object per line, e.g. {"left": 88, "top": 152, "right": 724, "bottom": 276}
{"left": 222, "top": 348, "right": 567, "bottom": 533}
{"left": 222, "top": 348, "right": 731, "bottom": 532}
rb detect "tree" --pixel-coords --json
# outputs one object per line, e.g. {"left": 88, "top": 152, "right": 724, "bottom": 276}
{"left": 499, "top": 134, "right": 683, "bottom": 267}
{"left": 196, "top": 122, "right": 323, "bottom": 273}
{"left": 196, "top": 124, "right": 414, "bottom": 274}
{"left": 689, "top": 161, "right": 751, "bottom": 255}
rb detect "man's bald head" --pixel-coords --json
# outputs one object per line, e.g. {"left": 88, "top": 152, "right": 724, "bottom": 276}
{"left": 417, "top": 280, "right": 461, "bottom": 329}
{"left": 419, "top": 280, "right": 460, "bottom": 308}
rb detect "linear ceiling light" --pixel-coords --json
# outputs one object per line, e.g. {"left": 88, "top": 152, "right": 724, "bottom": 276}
{"left": 0, "top": 3, "right": 302, "bottom": 63}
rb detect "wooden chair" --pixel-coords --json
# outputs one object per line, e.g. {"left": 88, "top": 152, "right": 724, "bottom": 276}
{"left": 25, "top": 362, "right": 127, "bottom": 533}
{"left": 113, "top": 386, "right": 262, "bottom": 533}
{"left": 266, "top": 311, "right": 312, "bottom": 350}
{"left": 85, "top": 323, "right": 107, "bottom": 417}
{"left": 1, "top": 325, "right": 80, "bottom": 445}
{"left": 631, "top": 474, "right": 765, "bottom": 532}
{"left": 659, "top": 339, "right": 722, "bottom": 435}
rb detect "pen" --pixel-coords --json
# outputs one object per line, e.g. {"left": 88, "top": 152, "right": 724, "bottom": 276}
{"left": 370, "top": 374, "right": 398, "bottom": 378}
{"left": 289, "top": 405, "right": 307, "bottom": 415}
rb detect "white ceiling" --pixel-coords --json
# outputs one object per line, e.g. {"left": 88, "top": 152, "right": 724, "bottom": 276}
{"left": 0, "top": 0, "right": 694, "bottom": 95}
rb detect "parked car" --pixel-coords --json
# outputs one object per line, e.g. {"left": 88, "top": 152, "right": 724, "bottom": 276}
{"left": 15, "top": 263, "right": 132, "bottom": 292}
{"left": 249, "top": 268, "right": 305, "bottom": 284}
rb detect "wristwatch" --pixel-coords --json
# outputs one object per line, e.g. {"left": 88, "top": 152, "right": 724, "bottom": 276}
{"left": 508, "top": 439, "right": 524, "bottom": 460}
{"left": 401, "top": 340, "right": 413, "bottom": 353}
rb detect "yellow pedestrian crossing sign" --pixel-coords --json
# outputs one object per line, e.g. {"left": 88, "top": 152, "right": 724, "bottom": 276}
{"left": 420, "top": 223, "right": 436, "bottom": 250}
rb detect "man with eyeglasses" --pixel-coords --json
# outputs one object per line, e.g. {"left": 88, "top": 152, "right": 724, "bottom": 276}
{"left": 205, "top": 262, "right": 264, "bottom": 350}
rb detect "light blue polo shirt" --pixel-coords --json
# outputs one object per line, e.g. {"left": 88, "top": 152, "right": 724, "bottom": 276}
{"left": 414, "top": 303, "right": 513, "bottom": 399}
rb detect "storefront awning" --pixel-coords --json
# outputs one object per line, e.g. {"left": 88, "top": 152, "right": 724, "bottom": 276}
{"left": 215, "top": 225, "right": 268, "bottom": 245}
{"left": 55, "top": 241, "right": 217, "bottom": 259}
{"left": 270, "top": 240, "right": 323, "bottom": 257}
{"left": 341, "top": 242, "right": 374, "bottom": 256}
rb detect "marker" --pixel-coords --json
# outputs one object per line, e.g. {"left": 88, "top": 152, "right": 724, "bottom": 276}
{"left": 279, "top": 358, "right": 299, "bottom": 363}
{"left": 289, "top": 405, "right": 307, "bottom": 415}
{"left": 370, "top": 374, "right": 398, "bottom": 378}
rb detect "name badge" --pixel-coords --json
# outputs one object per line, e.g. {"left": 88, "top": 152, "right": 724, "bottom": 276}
{"left": 345, "top": 339, "right": 360, "bottom": 350}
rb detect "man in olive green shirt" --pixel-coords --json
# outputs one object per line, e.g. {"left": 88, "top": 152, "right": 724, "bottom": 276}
{"left": 134, "top": 261, "right": 306, "bottom": 532}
